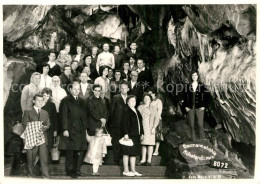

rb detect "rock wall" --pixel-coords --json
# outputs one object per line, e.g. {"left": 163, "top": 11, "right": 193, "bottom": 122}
{"left": 165, "top": 5, "right": 256, "bottom": 145}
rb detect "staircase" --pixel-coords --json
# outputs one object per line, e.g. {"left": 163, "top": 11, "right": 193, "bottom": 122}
{"left": 49, "top": 149, "right": 168, "bottom": 179}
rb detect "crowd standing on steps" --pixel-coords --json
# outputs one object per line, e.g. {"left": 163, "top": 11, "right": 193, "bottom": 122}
{"left": 20, "top": 42, "right": 209, "bottom": 178}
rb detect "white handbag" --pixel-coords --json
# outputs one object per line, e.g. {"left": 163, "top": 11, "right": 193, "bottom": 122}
{"left": 102, "top": 127, "right": 112, "bottom": 146}
{"left": 119, "top": 137, "right": 134, "bottom": 146}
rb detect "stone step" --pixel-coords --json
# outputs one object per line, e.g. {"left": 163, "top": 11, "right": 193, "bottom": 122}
{"left": 49, "top": 164, "right": 167, "bottom": 177}
{"left": 7, "top": 175, "right": 168, "bottom": 179}
{"left": 57, "top": 153, "right": 163, "bottom": 166}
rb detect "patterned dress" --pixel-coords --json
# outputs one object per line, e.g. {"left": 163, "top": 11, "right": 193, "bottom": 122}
{"left": 137, "top": 104, "right": 156, "bottom": 145}
{"left": 150, "top": 98, "right": 163, "bottom": 141}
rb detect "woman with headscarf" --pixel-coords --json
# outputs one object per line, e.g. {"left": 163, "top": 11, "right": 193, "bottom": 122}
{"left": 21, "top": 72, "right": 41, "bottom": 113}
{"left": 51, "top": 76, "right": 67, "bottom": 113}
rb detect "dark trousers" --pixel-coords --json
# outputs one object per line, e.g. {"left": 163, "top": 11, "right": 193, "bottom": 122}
{"left": 66, "top": 150, "right": 84, "bottom": 173}
{"left": 111, "top": 128, "right": 122, "bottom": 163}
{"left": 26, "top": 143, "right": 49, "bottom": 178}
{"left": 187, "top": 108, "right": 205, "bottom": 141}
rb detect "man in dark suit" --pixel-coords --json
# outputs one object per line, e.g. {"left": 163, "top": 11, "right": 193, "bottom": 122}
{"left": 59, "top": 64, "right": 73, "bottom": 94}
{"left": 78, "top": 72, "right": 93, "bottom": 101}
{"left": 110, "top": 82, "right": 129, "bottom": 165}
{"left": 136, "top": 59, "right": 154, "bottom": 91}
{"left": 126, "top": 42, "right": 142, "bottom": 59}
{"left": 128, "top": 71, "right": 143, "bottom": 106}
{"left": 113, "top": 45, "right": 125, "bottom": 70}
{"left": 59, "top": 81, "right": 88, "bottom": 178}
{"left": 22, "top": 93, "right": 50, "bottom": 178}
{"left": 86, "top": 84, "right": 108, "bottom": 136}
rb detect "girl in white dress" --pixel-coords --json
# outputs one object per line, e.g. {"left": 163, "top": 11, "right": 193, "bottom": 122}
{"left": 84, "top": 128, "right": 107, "bottom": 176}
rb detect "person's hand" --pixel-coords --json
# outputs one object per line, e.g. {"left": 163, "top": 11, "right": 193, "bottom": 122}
{"left": 102, "top": 153, "right": 106, "bottom": 157}
{"left": 199, "top": 107, "right": 205, "bottom": 111}
{"left": 151, "top": 128, "right": 155, "bottom": 135}
{"left": 100, "top": 118, "right": 106, "bottom": 127}
{"left": 185, "top": 107, "right": 190, "bottom": 112}
{"left": 140, "top": 134, "right": 144, "bottom": 141}
{"left": 63, "top": 130, "right": 69, "bottom": 137}
{"left": 124, "top": 134, "right": 129, "bottom": 141}
{"left": 53, "top": 131, "right": 57, "bottom": 137}
{"left": 42, "top": 126, "right": 48, "bottom": 132}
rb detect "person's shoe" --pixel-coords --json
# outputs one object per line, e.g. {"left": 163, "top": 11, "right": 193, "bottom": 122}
{"left": 69, "top": 172, "right": 78, "bottom": 178}
{"left": 92, "top": 172, "right": 100, "bottom": 176}
{"left": 76, "top": 170, "right": 86, "bottom": 176}
{"left": 137, "top": 161, "right": 146, "bottom": 166}
{"left": 146, "top": 162, "right": 152, "bottom": 166}
{"left": 153, "top": 152, "right": 159, "bottom": 156}
{"left": 131, "top": 171, "right": 142, "bottom": 176}
{"left": 114, "top": 161, "right": 120, "bottom": 166}
{"left": 123, "top": 172, "right": 135, "bottom": 176}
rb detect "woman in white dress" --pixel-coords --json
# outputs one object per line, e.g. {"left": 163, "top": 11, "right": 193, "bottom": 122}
{"left": 147, "top": 88, "right": 163, "bottom": 156}
{"left": 94, "top": 66, "right": 110, "bottom": 101}
{"left": 39, "top": 63, "right": 52, "bottom": 90}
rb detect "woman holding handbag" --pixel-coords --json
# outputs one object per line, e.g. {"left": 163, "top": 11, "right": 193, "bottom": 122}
{"left": 121, "top": 95, "right": 144, "bottom": 177}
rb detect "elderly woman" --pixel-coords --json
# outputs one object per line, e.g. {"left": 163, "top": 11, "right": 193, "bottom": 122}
{"left": 51, "top": 76, "right": 67, "bottom": 113}
{"left": 94, "top": 66, "right": 110, "bottom": 100}
{"left": 41, "top": 88, "right": 58, "bottom": 151}
{"left": 21, "top": 72, "right": 41, "bottom": 113}
{"left": 137, "top": 94, "right": 158, "bottom": 165}
{"left": 39, "top": 62, "right": 52, "bottom": 90}
{"left": 183, "top": 70, "right": 209, "bottom": 141}
{"left": 147, "top": 88, "right": 163, "bottom": 156}
{"left": 122, "top": 95, "right": 144, "bottom": 177}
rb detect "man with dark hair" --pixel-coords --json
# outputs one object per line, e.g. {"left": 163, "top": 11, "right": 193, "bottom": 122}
{"left": 128, "top": 71, "right": 143, "bottom": 106}
{"left": 86, "top": 84, "right": 108, "bottom": 136}
{"left": 47, "top": 52, "right": 61, "bottom": 77}
{"left": 59, "top": 64, "right": 73, "bottom": 94}
{"left": 136, "top": 59, "right": 154, "bottom": 91}
{"left": 59, "top": 81, "right": 88, "bottom": 178}
{"left": 126, "top": 42, "right": 142, "bottom": 59}
{"left": 110, "top": 82, "right": 129, "bottom": 165}
{"left": 71, "top": 60, "right": 81, "bottom": 80}
{"left": 21, "top": 93, "right": 50, "bottom": 178}
{"left": 128, "top": 55, "right": 138, "bottom": 72}
{"left": 113, "top": 45, "right": 124, "bottom": 70}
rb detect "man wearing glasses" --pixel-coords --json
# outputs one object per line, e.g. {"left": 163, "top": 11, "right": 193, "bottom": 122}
{"left": 86, "top": 84, "right": 108, "bottom": 136}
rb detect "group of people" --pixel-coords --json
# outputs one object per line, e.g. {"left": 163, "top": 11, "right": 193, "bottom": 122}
{"left": 20, "top": 42, "right": 166, "bottom": 178}
{"left": 20, "top": 41, "right": 209, "bottom": 179}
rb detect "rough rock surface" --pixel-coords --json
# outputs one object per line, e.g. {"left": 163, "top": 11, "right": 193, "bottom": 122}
{"left": 3, "top": 5, "right": 52, "bottom": 42}
{"left": 164, "top": 7, "right": 256, "bottom": 145}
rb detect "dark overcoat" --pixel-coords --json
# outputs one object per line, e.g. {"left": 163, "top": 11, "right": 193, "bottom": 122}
{"left": 59, "top": 94, "right": 88, "bottom": 150}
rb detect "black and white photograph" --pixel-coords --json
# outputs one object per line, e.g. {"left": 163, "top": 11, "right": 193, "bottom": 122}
{"left": 2, "top": 3, "right": 258, "bottom": 182}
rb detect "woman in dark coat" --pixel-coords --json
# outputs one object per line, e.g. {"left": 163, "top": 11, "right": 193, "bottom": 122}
{"left": 41, "top": 88, "right": 58, "bottom": 151}
{"left": 183, "top": 70, "right": 209, "bottom": 141}
{"left": 121, "top": 95, "right": 144, "bottom": 177}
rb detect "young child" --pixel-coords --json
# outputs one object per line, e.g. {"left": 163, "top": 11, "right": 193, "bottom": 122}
{"left": 84, "top": 128, "right": 107, "bottom": 176}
